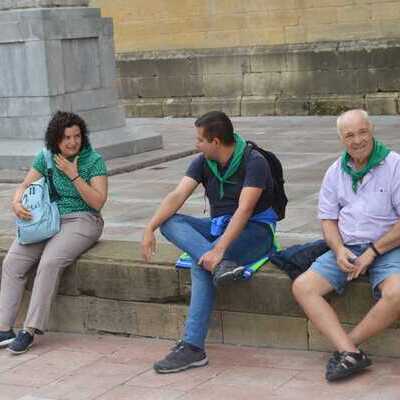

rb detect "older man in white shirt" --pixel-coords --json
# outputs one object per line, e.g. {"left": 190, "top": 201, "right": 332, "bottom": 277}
{"left": 293, "top": 109, "right": 400, "bottom": 381}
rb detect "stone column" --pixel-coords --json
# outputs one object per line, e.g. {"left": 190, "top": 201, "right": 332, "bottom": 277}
{"left": 0, "top": 1, "right": 162, "bottom": 169}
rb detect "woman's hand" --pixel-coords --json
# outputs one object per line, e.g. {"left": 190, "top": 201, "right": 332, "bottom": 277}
{"left": 54, "top": 154, "right": 78, "bottom": 180}
{"left": 12, "top": 201, "right": 32, "bottom": 220}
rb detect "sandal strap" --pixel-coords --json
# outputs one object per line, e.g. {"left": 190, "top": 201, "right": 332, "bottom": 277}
{"left": 337, "top": 351, "right": 366, "bottom": 369}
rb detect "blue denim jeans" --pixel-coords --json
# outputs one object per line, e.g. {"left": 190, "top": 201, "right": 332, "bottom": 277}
{"left": 160, "top": 213, "right": 273, "bottom": 349}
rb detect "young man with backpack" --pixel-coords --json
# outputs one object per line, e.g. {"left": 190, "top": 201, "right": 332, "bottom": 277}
{"left": 141, "top": 111, "right": 286, "bottom": 373}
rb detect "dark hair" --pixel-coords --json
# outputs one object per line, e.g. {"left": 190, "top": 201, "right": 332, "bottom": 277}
{"left": 194, "top": 111, "right": 234, "bottom": 145}
{"left": 45, "top": 111, "right": 89, "bottom": 154}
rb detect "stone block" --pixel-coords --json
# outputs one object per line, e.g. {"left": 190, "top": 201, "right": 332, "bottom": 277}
{"left": 128, "top": 75, "right": 202, "bottom": 98}
{"left": 309, "top": 95, "right": 365, "bottom": 115}
{"left": 285, "top": 49, "right": 338, "bottom": 72}
{"left": 276, "top": 97, "right": 310, "bottom": 115}
{"left": 243, "top": 72, "right": 282, "bottom": 96}
{"left": 0, "top": 0, "right": 89, "bottom": 9}
{"left": 203, "top": 74, "right": 243, "bottom": 97}
{"left": 130, "top": 99, "right": 164, "bottom": 117}
{"left": 250, "top": 52, "right": 286, "bottom": 73}
{"left": 76, "top": 259, "right": 182, "bottom": 302}
{"left": 162, "top": 98, "right": 191, "bottom": 117}
{"left": 222, "top": 311, "right": 308, "bottom": 350}
{"left": 134, "top": 302, "right": 223, "bottom": 343}
{"left": 366, "top": 93, "right": 398, "bottom": 115}
{"left": 216, "top": 270, "right": 304, "bottom": 317}
{"left": 45, "top": 40, "right": 66, "bottom": 96}
{"left": 0, "top": 115, "right": 49, "bottom": 139}
{"left": 62, "top": 37, "right": 101, "bottom": 93}
{"left": 42, "top": 16, "right": 101, "bottom": 41}
{"left": 69, "top": 88, "right": 118, "bottom": 112}
{"left": 369, "top": 46, "right": 400, "bottom": 69}
{"left": 241, "top": 96, "right": 276, "bottom": 116}
{"left": 58, "top": 262, "right": 80, "bottom": 296}
{"left": 98, "top": 34, "right": 117, "bottom": 89}
{"left": 25, "top": 41, "right": 52, "bottom": 96}
{"left": 86, "top": 297, "right": 137, "bottom": 334}
{"left": 0, "top": 43, "right": 37, "bottom": 97}
{"left": 0, "top": 22, "right": 23, "bottom": 44}
{"left": 117, "top": 56, "right": 194, "bottom": 79}
{"left": 77, "top": 106, "right": 125, "bottom": 132}
{"left": 191, "top": 97, "right": 241, "bottom": 117}
{"left": 378, "top": 67, "right": 400, "bottom": 92}
{"left": 48, "top": 295, "right": 88, "bottom": 333}
{"left": 2, "top": 97, "right": 49, "bottom": 117}
{"left": 198, "top": 54, "right": 250, "bottom": 75}
{"left": 308, "top": 322, "right": 400, "bottom": 357}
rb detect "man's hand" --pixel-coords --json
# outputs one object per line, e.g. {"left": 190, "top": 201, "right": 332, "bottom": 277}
{"left": 141, "top": 228, "right": 157, "bottom": 262}
{"left": 199, "top": 247, "right": 225, "bottom": 272}
{"left": 12, "top": 201, "right": 32, "bottom": 220}
{"left": 335, "top": 245, "right": 357, "bottom": 273}
{"left": 347, "top": 247, "right": 376, "bottom": 281}
{"left": 54, "top": 154, "right": 78, "bottom": 180}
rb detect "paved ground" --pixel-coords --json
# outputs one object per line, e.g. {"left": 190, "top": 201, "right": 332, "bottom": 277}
{"left": 0, "top": 332, "right": 399, "bottom": 400}
{"left": 1, "top": 116, "right": 400, "bottom": 247}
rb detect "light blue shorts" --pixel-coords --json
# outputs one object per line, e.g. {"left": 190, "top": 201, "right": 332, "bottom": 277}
{"left": 310, "top": 244, "right": 400, "bottom": 299}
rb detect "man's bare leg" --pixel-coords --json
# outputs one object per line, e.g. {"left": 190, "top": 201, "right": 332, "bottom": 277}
{"left": 292, "top": 270, "right": 358, "bottom": 352}
{"left": 349, "top": 275, "right": 400, "bottom": 346}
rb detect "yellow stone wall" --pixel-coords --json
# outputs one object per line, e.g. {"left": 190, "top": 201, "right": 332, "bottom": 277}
{"left": 89, "top": 0, "right": 400, "bottom": 53}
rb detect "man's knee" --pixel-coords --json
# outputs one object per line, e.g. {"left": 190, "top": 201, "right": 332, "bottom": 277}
{"left": 292, "top": 273, "right": 313, "bottom": 300}
{"left": 292, "top": 271, "right": 329, "bottom": 300}
{"left": 381, "top": 276, "right": 400, "bottom": 305}
{"left": 159, "top": 214, "right": 183, "bottom": 237}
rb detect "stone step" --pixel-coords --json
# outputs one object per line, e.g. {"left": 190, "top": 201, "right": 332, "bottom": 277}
{"left": 0, "top": 237, "right": 399, "bottom": 357}
{"left": 0, "top": 123, "right": 163, "bottom": 169}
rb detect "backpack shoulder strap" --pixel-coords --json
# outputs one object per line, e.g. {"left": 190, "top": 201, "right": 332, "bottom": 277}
{"left": 42, "top": 149, "right": 59, "bottom": 201}
{"left": 43, "top": 149, "right": 54, "bottom": 171}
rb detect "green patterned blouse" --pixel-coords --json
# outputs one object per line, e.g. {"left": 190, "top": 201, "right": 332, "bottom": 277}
{"left": 32, "top": 144, "right": 107, "bottom": 216}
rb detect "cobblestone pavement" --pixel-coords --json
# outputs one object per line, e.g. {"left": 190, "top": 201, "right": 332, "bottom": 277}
{"left": 0, "top": 332, "right": 399, "bottom": 400}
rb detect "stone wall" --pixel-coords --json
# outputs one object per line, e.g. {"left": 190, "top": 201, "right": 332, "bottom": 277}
{"left": 89, "top": 0, "right": 400, "bottom": 53}
{"left": 116, "top": 39, "right": 400, "bottom": 117}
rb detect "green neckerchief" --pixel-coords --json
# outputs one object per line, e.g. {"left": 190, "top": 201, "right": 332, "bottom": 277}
{"left": 205, "top": 133, "right": 247, "bottom": 199}
{"left": 341, "top": 138, "right": 390, "bottom": 193}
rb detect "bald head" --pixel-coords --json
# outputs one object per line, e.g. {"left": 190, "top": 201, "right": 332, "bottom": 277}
{"left": 336, "top": 109, "right": 373, "bottom": 137}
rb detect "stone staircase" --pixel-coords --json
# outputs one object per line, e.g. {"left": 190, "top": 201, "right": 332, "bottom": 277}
{"left": 0, "top": 237, "right": 399, "bottom": 357}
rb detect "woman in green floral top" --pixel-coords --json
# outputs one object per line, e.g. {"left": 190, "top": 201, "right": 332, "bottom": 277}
{"left": 0, "top": 111, "right": 108, "bottom": 354}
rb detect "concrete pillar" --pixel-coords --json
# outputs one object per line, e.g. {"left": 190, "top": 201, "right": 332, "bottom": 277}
{"left": 0, "top": 1, "right": 162, "bottom": 169}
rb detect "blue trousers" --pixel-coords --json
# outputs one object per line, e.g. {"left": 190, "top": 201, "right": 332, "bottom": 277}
{"left": 160, "top": 213, "right": 272, "bottom": 349}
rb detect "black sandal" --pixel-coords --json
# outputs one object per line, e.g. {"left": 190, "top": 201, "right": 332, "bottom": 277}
{"left": 325, "top": 350, "right": 372, "bottom": 382}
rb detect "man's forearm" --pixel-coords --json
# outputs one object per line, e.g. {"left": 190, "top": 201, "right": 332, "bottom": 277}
{"left": 146, "top": 191, "right": 185, "bottom": 232}
{"left": 213, "top": 208, "right": 253, "bottom": 252}
{"left": 374, "top": 220, "right": 400, "bottom": 255}
{"left": 321, "top": 219, "right": 345, "bottom": 254}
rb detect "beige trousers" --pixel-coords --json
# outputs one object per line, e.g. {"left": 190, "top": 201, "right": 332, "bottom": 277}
{"left": 0, "top": 212, "right": 103, "bottom": 332}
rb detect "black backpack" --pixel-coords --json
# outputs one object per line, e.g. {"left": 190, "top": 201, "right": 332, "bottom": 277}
{"left": 247, "top": 140, "right": 288, "bottom": 221}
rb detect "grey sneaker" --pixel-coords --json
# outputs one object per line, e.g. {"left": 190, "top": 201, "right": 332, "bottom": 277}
{"left": 0, "top": 330, "right": 16, "bottom": 348}
{"left": 7, "top": 330, "right": 34, "bottom": 355}
{"left": 153, "top": 341, "right": 208, "bottom": 373}
{"left": 213, "top": 260, "right": 245, "bottom": 287}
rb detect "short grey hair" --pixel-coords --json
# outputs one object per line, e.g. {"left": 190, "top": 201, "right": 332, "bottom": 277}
{"left": 336, "top": 109, "right": 372, "bottom": 136}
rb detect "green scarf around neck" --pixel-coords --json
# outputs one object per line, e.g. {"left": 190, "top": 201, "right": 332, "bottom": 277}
{"left": 341, "top": 138, "right": 390, "bottom": 193}
{"left": 206, "top": 133, "right": 247, "bottom": 199}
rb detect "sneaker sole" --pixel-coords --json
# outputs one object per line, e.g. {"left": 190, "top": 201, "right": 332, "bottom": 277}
{"left": 214, "top": 267, "right": 245, "bottom": 287}
{"left": 0, "top": 338, "right": 16, "bottom": 348}
{"left": 326, "top": 358, "right": 372, "bottom": 382}
{"left": 7, "top": 343, "right": 33, "bottom": 355}
{"left": 154, "top": 356, "right": 208, "bottom": 374}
